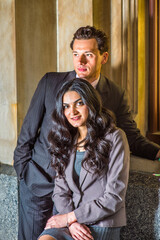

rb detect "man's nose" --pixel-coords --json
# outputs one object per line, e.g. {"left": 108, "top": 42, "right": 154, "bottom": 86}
{"left": 79, "top": 54, "right": 87, "bottom": 64}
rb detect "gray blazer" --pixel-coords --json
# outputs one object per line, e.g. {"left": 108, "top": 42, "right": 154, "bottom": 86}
{"left": 53, "top": 128, "right": 130, "bottom": 227}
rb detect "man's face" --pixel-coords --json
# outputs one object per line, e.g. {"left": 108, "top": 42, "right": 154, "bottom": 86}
{"left": 72, "top": 38, "right": 108, "bottom": 83}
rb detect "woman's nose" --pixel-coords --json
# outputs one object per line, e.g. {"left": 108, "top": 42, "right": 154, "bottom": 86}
{"left": 70, "top": 106, "right": 78, "bottom": 115}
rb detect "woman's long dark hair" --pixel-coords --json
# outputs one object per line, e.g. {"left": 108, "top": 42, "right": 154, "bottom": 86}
{"left": 48, "top": 78, "right": 116, "bottom": 177}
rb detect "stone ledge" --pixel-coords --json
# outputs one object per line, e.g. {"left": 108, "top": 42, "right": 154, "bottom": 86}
{"left": 130, "top": 155, "right": 160, "bottom": 173}
{"left": 121, "top": 171, "right": 160, "bottom": 240}
{"left": 0, "top": 162, "right": 17, "bottom": 176}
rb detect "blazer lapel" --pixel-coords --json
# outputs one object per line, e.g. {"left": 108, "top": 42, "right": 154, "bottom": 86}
{"left": 79, "top": 152, "right": 89, "bottom": 188}
{"left": 65, "top": 149, "right": 81, "bottom": 194}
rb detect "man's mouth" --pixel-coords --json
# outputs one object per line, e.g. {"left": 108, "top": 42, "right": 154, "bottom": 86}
{"left": 77, "top": 67, "right": 87, "bottom": 72}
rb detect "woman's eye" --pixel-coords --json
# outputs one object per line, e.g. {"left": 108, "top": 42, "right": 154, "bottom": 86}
{"left": 77, "top": 101, "right": 84, "bottom": 106}
{"left": 63, "top": 105, "right": 69, "bottom": 109}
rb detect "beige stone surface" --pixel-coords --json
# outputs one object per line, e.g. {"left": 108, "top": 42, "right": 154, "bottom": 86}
{"left": 0, "top": 0, "right": 17, "bottom": 165}
{"left": 15, "top": 0, "right": 57, "bottom": 131}
{"left": 0, "top": 0, "right": 156, "bottom": 173}
{"left": 134, "top": 0, "right": 148, "bottom": 136}
{"left": 57, "top": 0, "right": 93, "bottom": 72}
{"left": 93, "top": 0, "right": 111, "bottom": 79}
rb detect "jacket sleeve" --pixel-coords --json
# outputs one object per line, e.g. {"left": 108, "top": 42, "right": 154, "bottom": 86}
{"left": 115, "top": 89, "right": 160, "bottom": 160}
{"left": 13, "top": 74, "right": 47, "bottom": 179}
{"left": 74, "top": 129, "right": 130, "bottom": 224}
{"left": 53, "top": 175, "right": 75, "bottom": 214}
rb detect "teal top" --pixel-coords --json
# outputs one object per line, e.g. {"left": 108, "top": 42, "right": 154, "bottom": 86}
{"left": 73, "top": 151, "right": 85, "bottom": 187}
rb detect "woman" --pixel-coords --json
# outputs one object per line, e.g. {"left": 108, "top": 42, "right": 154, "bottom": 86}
{"left": 38, "top": 78, "right": 130, "bottom": 240}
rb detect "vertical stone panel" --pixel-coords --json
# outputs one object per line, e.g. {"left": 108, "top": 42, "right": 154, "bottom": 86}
{"left": 93, "top": 0, "right": 111, "bottom": 79}
{"left": 93, "top": 0, "right": 149, "bottom": 134}
{"left": 15, "top": 0, "right": 57, "bottom": 132}
{"left": 57, "top": 0, "right": 93, "bottom": 72}
{"left": 135, "top": 0, "right": 148, "bottom": 135}
{"left": 110, "top": 0, "right": 123, "bottom": 86}
{"left": 0, "top": 0, "right": 17, "bottom": 165}
{"left": 111, "top": 0, "right": 138, "bottom": 116}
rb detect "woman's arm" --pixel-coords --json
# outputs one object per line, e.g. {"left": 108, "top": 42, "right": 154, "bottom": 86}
{"left": 48, "top": 169, "right": 94, "bottom": 239}
{"left": 53, "top": 174, "right": 75, "bottom": 213}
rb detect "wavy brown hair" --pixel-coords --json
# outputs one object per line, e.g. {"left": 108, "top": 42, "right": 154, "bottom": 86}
{"left": 48, "top": 78, "right": 116, "bottom": 178}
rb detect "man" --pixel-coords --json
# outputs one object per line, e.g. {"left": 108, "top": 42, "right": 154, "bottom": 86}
{"left": 14, "top": 26, "right": 160, "bottom": 240}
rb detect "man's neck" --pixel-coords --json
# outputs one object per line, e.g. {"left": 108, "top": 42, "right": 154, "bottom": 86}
{"left": 76, "top": 74, "right": 100, "bottom": 88}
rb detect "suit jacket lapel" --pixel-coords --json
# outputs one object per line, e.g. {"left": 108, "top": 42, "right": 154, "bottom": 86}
{"left": 64, "top": 70, "right": 76, "bottom": 82}
{"left": 96, "top": 74, "right": 108, "bottom": 94}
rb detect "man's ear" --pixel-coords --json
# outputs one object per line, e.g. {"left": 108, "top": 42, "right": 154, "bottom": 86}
{"left": 101, "top": 52, "right": 109, "bottom": 65}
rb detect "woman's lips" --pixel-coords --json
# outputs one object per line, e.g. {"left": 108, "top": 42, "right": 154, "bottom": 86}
{"left": 71, "top": 116, "right": 81, "bottom": 121}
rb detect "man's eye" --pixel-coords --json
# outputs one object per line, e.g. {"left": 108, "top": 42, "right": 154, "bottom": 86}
{"left": 86, "top": 53, "right": 92, "bottom": 57}
{"left": 73, "top": 53, "right": 78, "bottom": 57}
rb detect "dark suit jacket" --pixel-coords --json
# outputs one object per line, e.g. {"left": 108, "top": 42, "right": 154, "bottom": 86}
{"left": 13, "top": 71, "right": 160, "bottom": 196}
{"left": 53, "top": 128, "right": 130, "bottom": 227}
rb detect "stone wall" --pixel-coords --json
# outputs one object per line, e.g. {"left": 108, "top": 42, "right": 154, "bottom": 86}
{"left": 0, "top": 163, "right": 18, "bottom": 240}
{"left": 1, "top": 161, "right": 160, "bottom": 240}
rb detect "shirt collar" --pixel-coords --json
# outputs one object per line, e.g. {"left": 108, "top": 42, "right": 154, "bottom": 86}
{"left": 76, "top": 74, "right": 100, "bottom": 89}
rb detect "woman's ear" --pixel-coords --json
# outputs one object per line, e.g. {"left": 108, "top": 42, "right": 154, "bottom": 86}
{"left": 101, "top": 52, "right": 109, "bottom": 65}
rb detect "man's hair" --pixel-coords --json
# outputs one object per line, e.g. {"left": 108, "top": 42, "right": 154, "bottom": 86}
{"left": 70, "top": 25, "right": 109, "bottom": 54}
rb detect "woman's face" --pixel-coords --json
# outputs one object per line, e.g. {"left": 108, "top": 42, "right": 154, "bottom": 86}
{"left": 63, "top": 91, "right": 89, "bottom": 128}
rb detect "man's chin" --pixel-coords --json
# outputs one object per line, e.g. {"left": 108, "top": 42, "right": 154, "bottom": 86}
{"left": 76, "top": 73, "right": 89, "bottom": 80}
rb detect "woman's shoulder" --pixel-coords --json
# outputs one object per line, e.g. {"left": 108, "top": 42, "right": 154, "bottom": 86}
{"left": 104, "top": 127, "right": 127, "bottom": 143}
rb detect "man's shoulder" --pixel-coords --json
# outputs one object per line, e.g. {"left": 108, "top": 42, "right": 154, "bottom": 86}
{"left": 44, "top": 70, "right": 75, "bottom": 81}
{"left": 98, "top": 74, "right": 124, "bottom": 95}
{"left": 38, "top": 70, "right": 76, "bottom": 90}
{"left": 102, "top": 75, "right": 122, "bottom": 90}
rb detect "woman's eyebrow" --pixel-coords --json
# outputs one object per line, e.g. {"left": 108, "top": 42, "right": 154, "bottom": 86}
{"left": 63, "top": 98, "right": 82, "bottom": 105}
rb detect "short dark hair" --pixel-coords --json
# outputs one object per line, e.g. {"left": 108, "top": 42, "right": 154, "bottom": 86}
{"left": 70, "top": 26, "right": 109, "bottom": 54}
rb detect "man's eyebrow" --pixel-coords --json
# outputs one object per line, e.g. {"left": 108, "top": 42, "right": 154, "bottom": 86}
{"left": 63, "top": 98, "right": 82, "bottom": 105}
{"left": 72, "top": 50, "right": 95, "bottom": 53}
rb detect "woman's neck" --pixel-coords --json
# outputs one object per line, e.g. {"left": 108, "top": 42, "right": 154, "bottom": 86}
{"left": 77, "top": 126, "right": 87, "bottom": 152}
{"left": 78, "top": 126, "right": 87, "bottom": 142}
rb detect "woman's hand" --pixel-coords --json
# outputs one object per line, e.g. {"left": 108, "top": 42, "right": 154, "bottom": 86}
{"left": 69, "top": 222, "right": 94, "bottom": 240}
{"left": 45, "top": 214, "right": 67, "bottom": 229}
{"left": 45, "top": 211, "right": 77, "bottom": 229}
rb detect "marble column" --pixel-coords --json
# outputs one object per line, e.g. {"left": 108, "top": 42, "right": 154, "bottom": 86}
{"left": 57, "top": 0, "right": 93, "bottom": 72}
{"left": 0, "top": 0, "right": 17, "bottom": 165}
{"left": 15, "top": 0, "right": 57, "bottom": 132}
{"left": 93, "top": 0, "right": 148, "bottom": 135}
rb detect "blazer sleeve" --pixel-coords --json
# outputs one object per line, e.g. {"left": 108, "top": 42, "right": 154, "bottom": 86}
{"left": 115, "top": 89, "right": 160, "bottom": 160}
{"left": 13, "top": 74, "right": 47, "bottom": 179}
{"left": 74, "top": 129, "right": 130, "bottom": 224}
{"left": 53, "top": 175, "right": 75, "bottom": 214}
